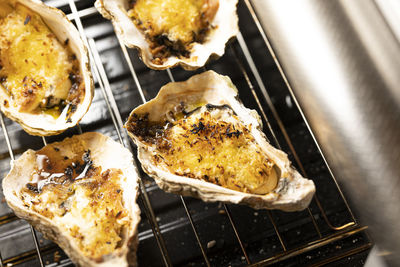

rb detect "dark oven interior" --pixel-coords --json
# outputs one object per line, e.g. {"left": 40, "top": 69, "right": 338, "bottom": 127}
{"left": 0, "top": 0, "right": 372, "bottom": 266}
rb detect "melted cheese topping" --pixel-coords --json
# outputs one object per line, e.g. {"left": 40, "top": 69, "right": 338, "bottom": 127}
{"left": 128, "top": 0, "right": 219, "bottom": 62}
{"left": 129, "top": 0, "right": 208, "bottom": 43}
{"left": 128, "top": 105, "right": 278, "bottom": 194}
{"left": 0, "top": 3, "right": 81, "bottom": 116}
{"left": 20, "top": 148, "right": 129, "bottom": 260}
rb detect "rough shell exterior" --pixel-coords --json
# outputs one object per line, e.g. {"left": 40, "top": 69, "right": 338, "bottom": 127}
{"left": 0, "top": 0, "right": 94, "bottom": 136}
{"left": 126, "top": 71, "right": 316, "bottom": 211}
{"left": 95, "top": 0, "right": 238, "bottom": 70}
{"left": 2, "top": 132, "right": 141, "bottom": 267}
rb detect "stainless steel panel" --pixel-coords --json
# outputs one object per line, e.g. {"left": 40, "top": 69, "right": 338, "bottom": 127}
{"left": 250, "top": 0, "right": 400, "bottom": 265}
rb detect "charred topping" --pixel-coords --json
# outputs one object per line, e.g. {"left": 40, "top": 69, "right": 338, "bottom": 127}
{"left": 126, "top": 113, "right": 169, "bottom": 144}
{"left": 26, "top": 183, "right": 39, "bottom": 193}
{"left": 26, "top": 150, "right": 95, "bottom": 194}
{"left": 70, "top": 104, "right": 77, "bottom": 113}
{"left": 127, "top": 104, "right": 243, "bottom": 145}
{"left": 65, "top": 103, "right": 77, "bottom": 122}
{"left": 190, "top": 121, "right": 205, "bottom": 134}
{"left": 66, "top": 70, "right": 82, "bottom": 119}
{"left": 64, "top": 166, "right": 73, "bottom": 179}
{"left": 205, "top": 104, "right": 234, "bottom": 113}
{"left": 225, "top": 125, "right": 241, "bottom": 138}
{"left": 68, "top": 72, "right": 80, "bottom": 84}
{"left": 83, "top": 150, "right": 93, "bottom": 166}
{"left": 150, "top": 34, "right": 191, "bottom": 60}
{"left": 24, "top": 15, "right": 31, "bottom": 25}
{"left": 183, "top": 106, "right": 202, "bottom": 118}
{"left": 64, "top": 38, "right": 69, "bottom": 45}
{"left": 129, "top": 0, "right": 215, "bottom": 64}
{"left": 188, "top": 119, "right": 242, "bottom": 139}
{"left": 115, "top": 211, "right": 122, "bottom": 218}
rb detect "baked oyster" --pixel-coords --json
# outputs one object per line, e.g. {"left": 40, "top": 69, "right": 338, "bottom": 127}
{"left": 95, "top": 0, "right": 238, "bottom": 70}
{"left": 125, "top": 71, "right": 315, "bottom": 211}
{"left": 3, "top": 132, "right": 140, "bottom": 266}
{"left": 0, "top": 0, "right": 93, "bottom": 136}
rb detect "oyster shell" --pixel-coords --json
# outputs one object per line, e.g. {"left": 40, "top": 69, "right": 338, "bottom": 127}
{"left": 0, "top": 0, "right": 94, "bottom": 136}
{"left": 125, "top": 71, "right": 315, "bottom": 211}
{"left": 95, "top": 0, "right": 238, "bottom": 70}
{"left": 3, "top": 132, "right": 140, "bottom": 267}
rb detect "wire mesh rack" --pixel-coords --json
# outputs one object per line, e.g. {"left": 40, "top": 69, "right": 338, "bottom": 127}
{"left": 0, "top": 0, "right": 372, "bottom": 266}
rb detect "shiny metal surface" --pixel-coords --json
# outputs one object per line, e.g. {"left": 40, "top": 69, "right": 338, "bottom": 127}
{"left": 250, "top": 0, "right": 400, "bottom": 265}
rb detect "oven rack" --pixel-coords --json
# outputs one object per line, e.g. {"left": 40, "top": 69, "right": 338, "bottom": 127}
{"left": 0, "top": 1, "right": 372, "bottom": 266}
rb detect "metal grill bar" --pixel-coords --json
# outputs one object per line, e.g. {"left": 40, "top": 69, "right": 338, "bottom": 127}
{"left": 166, "top": 68, "right": 175, "bottom": 82}
{"left": 116, "top": 39, "right": 147, "bottom": 104}
{"left": 0, "top": 113, "right": 44, "bottom": 267}
{"left": 180, "top": 197, "right": 211, "bottom": 267}
{"left": 243, "top": 0, "right": 358, "bottom": 226}
{"left": 267, "top": 211, "right": 287, "bottom": 251}
{"left": 87, "top": 39, "right": 125, "bottom": 143}
{"left": 66, "top": 6, "right": 97, "bottom": 21}
{"left": 223, "top": 204, "right": 251, "bottom": 264}
{"left": 0, "top": 114, "right": 14, "bottom": 161}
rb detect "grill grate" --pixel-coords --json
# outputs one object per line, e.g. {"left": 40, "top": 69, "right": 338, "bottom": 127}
{"left": 0, "top": 0, "right": 372, "bottom": 266}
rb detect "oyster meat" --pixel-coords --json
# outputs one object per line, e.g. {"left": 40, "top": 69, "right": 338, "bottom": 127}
{"left": 0, "top": 0, "right": 93, "bottom": 136}
{"left": 125, "top": 71, "right": 315, "bottom": 211}
{"left": 3, "top": 132, "right": 140, "bottom": 266}
{"left": 95, "top": 0, "right": 238, "bottom": 70}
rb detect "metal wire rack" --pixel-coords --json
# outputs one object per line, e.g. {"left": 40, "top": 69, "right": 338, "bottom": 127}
{"left": 0, "top": 0, "right": 372, "bottom": 266}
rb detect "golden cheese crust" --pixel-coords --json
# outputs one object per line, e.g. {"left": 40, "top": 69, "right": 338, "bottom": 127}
{"left": 19, "top": 146, "right": 129, "bottom": 261}
{"left": 128, "top": 0, "right": 219, "bottom": 64}
{"left": 127, "top": 104, "right": 278, "bottom": 194}
{"left": 0, "top": 3, "right": 83, "bottom": 119}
